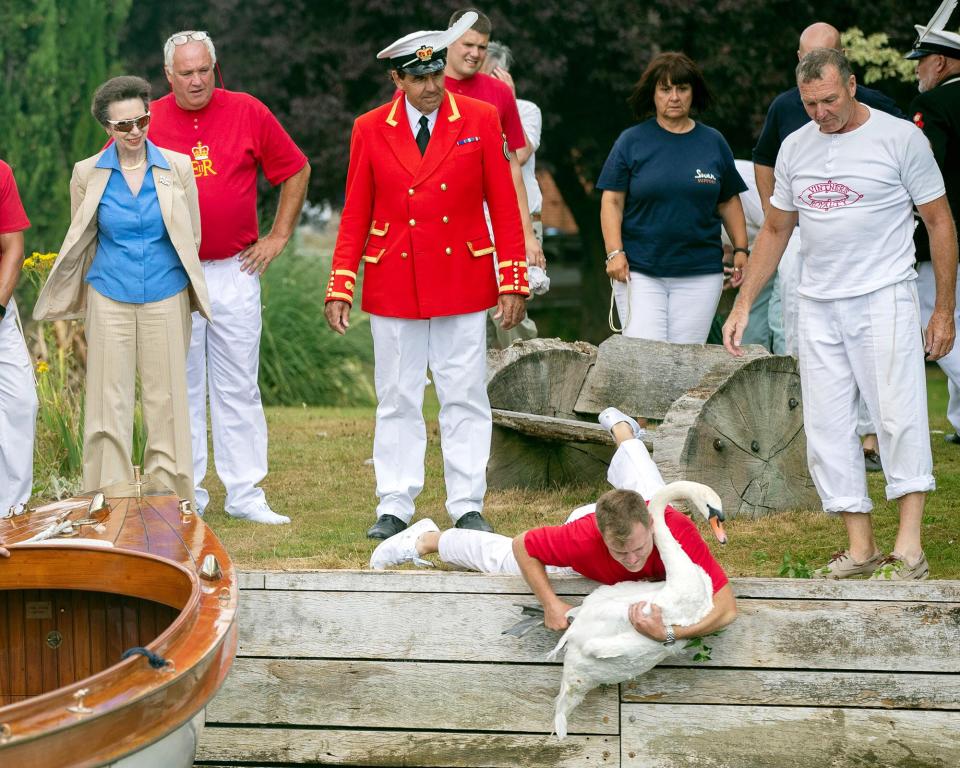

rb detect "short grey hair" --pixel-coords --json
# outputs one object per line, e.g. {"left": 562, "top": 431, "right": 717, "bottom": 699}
{"left": 91, "top": 76, "right": 151, "bottom": 126}
{"left": 163, "top": 30, "right": 217, "bottom": 71}
{"left": 796, "top": 47, "right": 853, "bottom": 84}
{"left": 485, "top": 40, "right": 514, "bottom": 71}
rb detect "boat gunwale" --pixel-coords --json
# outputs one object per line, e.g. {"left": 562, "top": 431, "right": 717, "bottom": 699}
{"left": 0, "top": 537, "right": 237, "bottom": 759}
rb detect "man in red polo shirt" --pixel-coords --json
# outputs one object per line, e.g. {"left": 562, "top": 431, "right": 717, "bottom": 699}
{"left": 370, "top": 407, "right": 737, "bottom": 643}
{"left": 0, "top": 159, "right": 37, "bottom": 518}
{"left": 444, "top": 8, "right": 544, "bottom": 271}
{"left": 148, "top": 31, "right": 310, "bottom": 524}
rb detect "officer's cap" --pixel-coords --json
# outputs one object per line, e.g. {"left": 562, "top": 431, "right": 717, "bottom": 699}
{"left": 907, "top": 0, "right": 960, "bottom": 59}
{"left": 907, "top": 26, "right": 960, "bottom": 59}
{"left": 377, "top": 11, "right": 478, "bottom": 75}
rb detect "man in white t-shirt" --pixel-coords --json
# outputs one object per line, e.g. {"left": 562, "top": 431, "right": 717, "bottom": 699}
{"left": 723, "top": 48, "right": 957, "bottom": 581}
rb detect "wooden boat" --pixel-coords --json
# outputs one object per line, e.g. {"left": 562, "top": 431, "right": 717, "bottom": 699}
{"left": 0, "top": 470, "right": 237, "bottom": 767}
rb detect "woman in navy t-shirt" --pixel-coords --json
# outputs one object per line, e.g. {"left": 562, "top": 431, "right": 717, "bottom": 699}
{"left": 598, "top": 52, "right": 748, "bottom": 342}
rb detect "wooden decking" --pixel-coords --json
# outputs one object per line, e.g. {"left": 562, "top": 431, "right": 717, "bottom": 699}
{"left": 196, "top": 572, "right": 960, "bottom": 768}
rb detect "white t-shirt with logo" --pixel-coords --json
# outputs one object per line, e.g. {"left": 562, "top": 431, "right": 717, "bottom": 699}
{"left": 772, "top": 106, "right": 944, "bottom": 300}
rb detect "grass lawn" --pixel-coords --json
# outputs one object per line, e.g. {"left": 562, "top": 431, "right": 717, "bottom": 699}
{"left": 201, "top": 367, "right": 959, "bottom": 578}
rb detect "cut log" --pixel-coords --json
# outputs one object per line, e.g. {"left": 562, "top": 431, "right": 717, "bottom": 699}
{"left": 487, "top": 337, "right": 597, "bottom": 418}
{"left": 654, "top": 355, "right": 820, "bottom": 519}
{"left": 573, "top": 335, "right": 769, "bottom": 420}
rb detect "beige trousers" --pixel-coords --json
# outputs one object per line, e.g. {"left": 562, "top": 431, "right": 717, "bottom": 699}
{"left": 83, "top": 286, "right": 194, "bottom": 503}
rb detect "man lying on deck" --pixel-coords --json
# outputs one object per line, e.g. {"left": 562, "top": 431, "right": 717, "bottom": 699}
{"left": 369, "top": 408, "right": 737, "bottom": 643}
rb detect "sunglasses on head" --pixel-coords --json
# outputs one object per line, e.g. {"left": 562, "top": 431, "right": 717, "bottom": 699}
{"left": 169, "top": 30, "right": 209, "bottom": 46}
{"left": 106, "top": 113, "right": 151, "bottom": 133}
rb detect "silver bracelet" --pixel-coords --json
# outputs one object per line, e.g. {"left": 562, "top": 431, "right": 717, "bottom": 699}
{"left": 605, "top": 249, "right": 625, "bottom": 262}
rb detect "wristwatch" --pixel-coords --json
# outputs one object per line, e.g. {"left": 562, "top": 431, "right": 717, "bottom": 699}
{"left": 605, "top": 248, "right": 625, "bottom": 262}
{"left": 733, "top": 247, "right": 750, "bottom": 257}
{"left": 662, "top": 624, "right": 676, "bottom": 647}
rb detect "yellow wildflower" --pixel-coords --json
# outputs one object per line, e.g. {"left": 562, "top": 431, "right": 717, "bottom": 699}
{"left": 35, "top": 360, "right": 50, "bottom": 375}
{"left": 22, "top": 257, "right": 36, "bottom": 270}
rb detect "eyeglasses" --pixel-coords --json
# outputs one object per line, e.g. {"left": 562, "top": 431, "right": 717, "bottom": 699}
{"left": 106, "top": 113, "right": 151, "bottom": 133}
{"left": 168, "top": 31, "right": 209, "bottom": 46}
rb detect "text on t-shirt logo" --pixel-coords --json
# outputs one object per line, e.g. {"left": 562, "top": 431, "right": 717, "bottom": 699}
{"left": 191, "top": 141, "right": 217, "bottom": 178}
{"left": 797, "top": 180, "right": 864, "bottom": 210}
{"left": 694, "top": 169, "right": 717, "bottom": 184}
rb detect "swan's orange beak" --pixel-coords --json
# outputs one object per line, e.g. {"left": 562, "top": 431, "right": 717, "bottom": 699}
{"left": 710, "top": 516, "right": 727, "bottom": 544}
{"left": 707, "top": 505, "right": 727, "bottom": 544}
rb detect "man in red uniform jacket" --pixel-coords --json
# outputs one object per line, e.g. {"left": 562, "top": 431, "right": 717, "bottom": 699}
{"left": 325, "top": 12, "right": 529, "bottom": 540}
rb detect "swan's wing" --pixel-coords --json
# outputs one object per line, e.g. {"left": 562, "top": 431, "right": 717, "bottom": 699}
{"left": 581, "top": 633, "right": 655, "bottom": 659}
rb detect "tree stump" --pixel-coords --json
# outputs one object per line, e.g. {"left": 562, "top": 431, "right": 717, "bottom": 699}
{"left": 654, "top": 355, "right": 820, "bottom": 519}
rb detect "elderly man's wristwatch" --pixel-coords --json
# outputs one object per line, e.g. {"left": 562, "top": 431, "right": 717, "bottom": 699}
{"left": 662, "top": 624, "right": 676, "bottom": 647}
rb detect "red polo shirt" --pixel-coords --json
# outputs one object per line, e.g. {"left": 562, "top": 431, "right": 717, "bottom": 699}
{"left": 523, "top": 509, "right": 728, "bottom": 593}
{"left": 0, "top": 161, "right": 30, "bottom": 234}
{"left": 148, "top": 89, "right": 307, "bottom": 261}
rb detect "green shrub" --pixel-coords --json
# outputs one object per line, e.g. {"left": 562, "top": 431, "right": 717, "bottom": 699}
{"left": 259, "top": 237, "right": 376, "bottom": 407}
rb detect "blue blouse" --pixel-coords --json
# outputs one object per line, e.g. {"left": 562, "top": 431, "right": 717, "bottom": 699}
{"left": 86, "top": 140, "right": 188, "bottom": 304}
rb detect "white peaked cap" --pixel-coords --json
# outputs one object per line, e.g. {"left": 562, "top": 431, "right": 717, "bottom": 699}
{"left": 377, "top": 11, "right": 478, "bottom": 73}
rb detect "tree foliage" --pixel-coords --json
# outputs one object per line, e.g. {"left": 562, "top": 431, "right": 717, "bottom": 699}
{"left": 116, "top": 0, "right": 925, "bottom": 339}
{"left": 0, "top": 0, "right": 132, "bottom": 254}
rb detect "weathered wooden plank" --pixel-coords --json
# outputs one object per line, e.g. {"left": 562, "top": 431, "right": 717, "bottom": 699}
{"left": 620, "top": 704, "right": 960, "bottom": 768}
{"left": 258, "top": 569, "right": 600, "bottom": 595}
{"left": 197, "top": 726, "right": 617, "bottom": 767}
{"left": 573, "top": 335, "right": 768, "bottom": 419}
{"left": 207, "top": 658, "right": 618, "bottom": 734}
{"left": 235, "top": 571, "right": 265, "bottom": 590}
{"left": 247, "top": 571, "right": 960, "bottom": 603}
{"left": 730, "top": 577, "right": 960, "bottom": 603}
{"left": 237, "top": 591, "right": 959, "bottom": 671}
{"left": 621, "top": 668, "right": 960, "bottom": 709}
{"left": 492, "top": 410, "right": 635, "bottom": 447}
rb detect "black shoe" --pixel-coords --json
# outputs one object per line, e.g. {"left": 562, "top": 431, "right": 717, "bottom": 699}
{"left": 455, "top": 511, "right": 494, "bottom": 533}
{"left": 945, "top": 433, "right": 960, "bottom": 445}
{"left": 366, "top": 514, "right": 407, "bottom": 540}
{"left": 863, "top": 449, "right": 882, "bottom": 473}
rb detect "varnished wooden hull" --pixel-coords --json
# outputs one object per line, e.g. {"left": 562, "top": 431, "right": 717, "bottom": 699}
{"left": 0, "top": 486, "right": 237, "bottom": 767}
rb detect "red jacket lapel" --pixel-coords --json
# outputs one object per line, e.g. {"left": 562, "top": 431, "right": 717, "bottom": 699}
{"left": 381, "top": 96, "right": 421, "bottom": 177}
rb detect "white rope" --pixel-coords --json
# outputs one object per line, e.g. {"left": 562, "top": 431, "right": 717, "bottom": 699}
{"left": 608, "top": 277, "right": 630, "bottom": 334}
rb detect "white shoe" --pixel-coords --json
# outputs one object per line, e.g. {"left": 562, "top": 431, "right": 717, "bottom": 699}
{"left": 598, "top": 407, "right": 645, "bottom": 440}
{"left": 369, "top": 518, "right": 440, "bottom": 570}
{"left": 233, "top": 501, "right": 290, "bottom": 525}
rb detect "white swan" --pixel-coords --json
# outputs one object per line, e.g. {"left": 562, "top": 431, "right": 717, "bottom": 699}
{"left": 548, "top": 480, "right": 726, "bottom": 738}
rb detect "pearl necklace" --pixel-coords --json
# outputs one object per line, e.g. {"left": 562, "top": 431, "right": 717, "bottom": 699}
{"left": 120, "top": 156, "right": 146, "bottom": 171}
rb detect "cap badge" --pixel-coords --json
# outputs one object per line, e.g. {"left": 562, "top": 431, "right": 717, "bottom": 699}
{"left": 416, "top": 46, "right": 434, "bottom": 62}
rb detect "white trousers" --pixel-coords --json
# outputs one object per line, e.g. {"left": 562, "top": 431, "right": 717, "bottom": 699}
{"left": 187, "top": 256, "right": 268, "bottom": 516}
{"left": 777, "top": 229, "right": 803, "bottom": 356}
{"left": 798, "top": 281, "right": 934, "bottom": 513}
{"left": 371, "top": 311, "right": 490, "bottom": 523}
{"left": 438, "top": 438, "right": 666, "bottom": 574}
{"left": 614, "top": 271, "right": 723, "bottom": 343}
{"left": 0, "top": 297, "right": 37, "bottom": 515}
{"left": 917, "top": 261, "right": 960, "bottom": 432}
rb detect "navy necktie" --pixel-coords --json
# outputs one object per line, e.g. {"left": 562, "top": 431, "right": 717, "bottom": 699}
{"left": 416, "top": 115, "right": 430, "bottom": 156}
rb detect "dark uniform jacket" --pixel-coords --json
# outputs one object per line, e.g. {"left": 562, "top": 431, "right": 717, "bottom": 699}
{"left": 911, "top": 77, "right": 960, "bottom": 262}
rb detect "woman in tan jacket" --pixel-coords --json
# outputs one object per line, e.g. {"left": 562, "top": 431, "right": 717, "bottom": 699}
{"left": 35, "top": 76, "right": 211, "bottom": 503}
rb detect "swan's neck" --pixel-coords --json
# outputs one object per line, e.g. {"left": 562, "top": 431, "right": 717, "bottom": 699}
{"left": 649, "top": 483, "right": 701, "bottom": 579}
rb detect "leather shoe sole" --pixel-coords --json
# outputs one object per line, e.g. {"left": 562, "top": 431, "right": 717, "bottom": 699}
{"left": 366, "top": 514, "right": 407, "bottom": 540}
{"left": 455, "top": 511, "right": 494, "bottom": 533}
